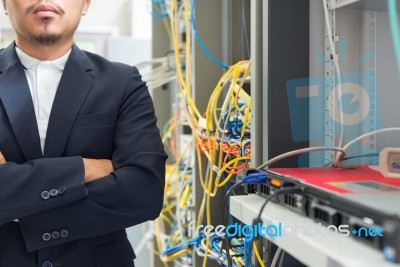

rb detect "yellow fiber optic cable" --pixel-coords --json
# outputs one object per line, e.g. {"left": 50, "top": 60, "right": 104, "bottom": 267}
{"left": 160, "top": 248, "right": 192, "bottom": 262}
{"left": 254, "top": 241, "right": 266, "bottom": 267}
{"left": 180, "top": 184, "right": 191, "bottom": 209}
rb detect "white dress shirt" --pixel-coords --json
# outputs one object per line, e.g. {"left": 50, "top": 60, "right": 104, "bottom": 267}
{"left": 15, "top": 47, "right": 71, "bottom": 153}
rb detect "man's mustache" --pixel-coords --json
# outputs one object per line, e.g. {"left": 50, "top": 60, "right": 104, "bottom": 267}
{"left": 25, "top": 2, "right": 66, "bottom": 15}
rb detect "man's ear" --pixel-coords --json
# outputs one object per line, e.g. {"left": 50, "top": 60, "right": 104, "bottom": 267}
{"left": 2, "top": 0, "right": 8, "bottom": 15}
{"left": 82, "top": 0, "right": 91, "bottom": 16}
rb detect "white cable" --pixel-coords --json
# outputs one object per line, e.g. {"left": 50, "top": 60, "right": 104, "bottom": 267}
{"left": 213, "top": 107, "right": 222, "bottom": 132}
{"left": 136, "top": 55, "right": 181, "bottom": 91}
{"left": 270, "top": 247, "right": 282, "bottom": 267}
{"left": 278, "top": 251, "right": 285, "bottom": 267}
{"left": 323, "top": 0, "right": 344, "bottom": 155}
{"left": 256, "top": 146, "right": 346, "bottom": 170}
{"left": 332, "top": 127, "right": 400, "bottom": 167}
{"left": 331, "top": 0, "right": 361, "bottom": 10}
{"left": 146, "top": 74, "right": 176, "bottom": 91}
{"left": 134, "top": 228, "right": 153, "bottom": 255}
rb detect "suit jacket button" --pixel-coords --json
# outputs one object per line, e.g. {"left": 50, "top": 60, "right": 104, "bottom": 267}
{"left": 42, "top": 233, "right": 51, "bottom": 241}
{"left": 41, "top": 191, "right": 50, "bottom": 200}
{"left": 52, "top": 231, "right": 60, "bottom": 239}
{"left": 60, "top": 229, "right": 69, "bottom": 238}
{"left": 50, "top": 189, "right": 58, "bottom": 197}
{"left": 58, "top": 186, "right": 66, "bottom": 195}
{"left": 42, "top": 260, "right": 53, "bottom": 267}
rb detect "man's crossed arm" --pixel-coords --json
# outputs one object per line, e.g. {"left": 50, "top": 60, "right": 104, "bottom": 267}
{"left": 0, "top": 152, "right": 113, "bottom": 183}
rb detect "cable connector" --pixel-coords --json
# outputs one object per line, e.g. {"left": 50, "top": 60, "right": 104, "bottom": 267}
{"left": 252, "top": 217, "right": 263, "bottom": 227}
{"left": 242, "top": 172, "right": 268, "bottom": 184}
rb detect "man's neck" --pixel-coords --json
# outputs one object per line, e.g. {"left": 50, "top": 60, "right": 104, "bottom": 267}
{"left": 15, "top": 38, "right": 73, "bottom": 61}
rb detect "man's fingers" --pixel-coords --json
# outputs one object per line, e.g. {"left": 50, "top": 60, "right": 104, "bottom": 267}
{"left": 83, "top": 158, "right": 114, "bottom": 183}
{"left": 0, "top": 152, "right": 6, "bottom": 164}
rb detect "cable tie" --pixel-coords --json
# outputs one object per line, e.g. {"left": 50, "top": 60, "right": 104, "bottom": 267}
{"left": 211, "top": 165, "right": 220, "bottom": 176}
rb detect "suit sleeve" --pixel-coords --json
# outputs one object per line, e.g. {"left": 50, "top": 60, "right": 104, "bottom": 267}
{"left": 18, "top": 67, "right": 167, "bottom": 251}
{"left": 0, "top": 157, "right": 87, "bottom": 224}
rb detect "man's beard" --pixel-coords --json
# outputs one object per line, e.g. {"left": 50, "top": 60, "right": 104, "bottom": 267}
{"left": 29, "top": 33, "right": 62, "bottom": 46}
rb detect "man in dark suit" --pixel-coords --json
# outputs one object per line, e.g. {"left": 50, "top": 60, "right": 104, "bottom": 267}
{"left": 0, "top": 0, "right": 166, "bottom": 266}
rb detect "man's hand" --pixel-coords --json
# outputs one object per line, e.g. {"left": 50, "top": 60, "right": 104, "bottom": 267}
{"left": 83, "top": 158, "right": 114, "bottom": 183}
{"left": 0, "top": 152, "right": 6, "bottom": 164}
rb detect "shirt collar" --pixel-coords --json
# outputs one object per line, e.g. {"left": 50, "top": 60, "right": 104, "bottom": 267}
{"left": 15, "top": 46, "right": 71, "bottom": 71}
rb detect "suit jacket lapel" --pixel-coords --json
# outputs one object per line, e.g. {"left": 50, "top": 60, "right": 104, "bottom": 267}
{"left": 0, "top": 43, "right": 42, "bottom": 161}
{"left": 43, "top": 45, "right": 94, "bottom": 157}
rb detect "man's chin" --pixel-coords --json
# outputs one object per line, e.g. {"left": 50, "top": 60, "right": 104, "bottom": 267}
{"left": 29, "top": 34, "right": 62, "bottom": 46}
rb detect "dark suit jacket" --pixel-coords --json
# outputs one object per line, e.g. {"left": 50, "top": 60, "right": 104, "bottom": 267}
{"left": 0, "top": 42, "right": 167, "bottom": 267}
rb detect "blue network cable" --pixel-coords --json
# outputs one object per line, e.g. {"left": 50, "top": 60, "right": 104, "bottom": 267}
{"left": 160, "top": 237, "right": 199, "bottom": 257}
{"left": 241, "top": 140, "right": 251, "bottom": 158}
{"left": 149, "top": 0, "right": 169, "bottom": 19}
{"left": 165, "top": 220, "right": 177, "bottom": 249}
{"left": 244, "top": 238, "right": 253, "bottom": 267}
{"left": 388, "top": 0, "right": 400, "bottom": 75}
{"left": 191, "top": 0, "right": 229, "bottom": 70}
{"left": 194, "top": 232, "right": 245, "bottom": 267}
